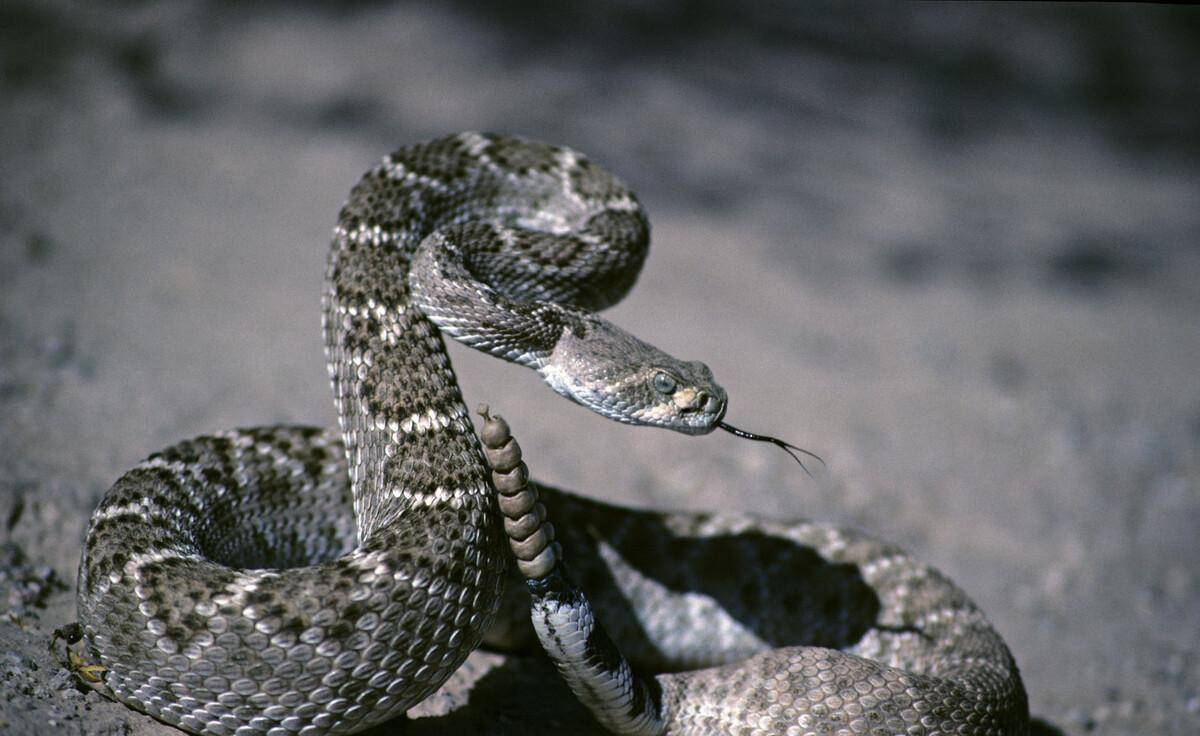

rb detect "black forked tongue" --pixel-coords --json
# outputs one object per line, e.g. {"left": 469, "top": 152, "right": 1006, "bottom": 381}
{"left": 718, "top": 422, "right": 825, "bottom": 478}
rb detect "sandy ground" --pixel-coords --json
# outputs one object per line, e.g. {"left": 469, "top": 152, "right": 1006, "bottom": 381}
{"left": 1, "top": 2, "right": 1198, "bottom": 734}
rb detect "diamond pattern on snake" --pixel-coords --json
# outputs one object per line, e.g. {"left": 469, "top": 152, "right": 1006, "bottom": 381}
{"left": 71, "top": 132, "right": 1029, "bottom": 735}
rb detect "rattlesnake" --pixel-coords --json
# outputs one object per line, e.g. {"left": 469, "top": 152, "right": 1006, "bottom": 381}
{"left": 72, "top": 132, "right": 1028, "bottom": 734}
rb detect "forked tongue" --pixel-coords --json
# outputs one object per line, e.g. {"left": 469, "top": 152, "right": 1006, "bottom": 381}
{"left": 718, "top": 422, "right": 825, "bottom": 478}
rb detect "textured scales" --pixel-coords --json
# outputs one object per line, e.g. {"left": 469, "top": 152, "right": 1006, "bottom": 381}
{"left": 74, "top": 132, "right": 1028, "bottom": 735}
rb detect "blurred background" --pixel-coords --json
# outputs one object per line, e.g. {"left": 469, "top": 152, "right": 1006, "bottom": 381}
{"left": 1, "top": 2, "right": 1198, "bottom": 734}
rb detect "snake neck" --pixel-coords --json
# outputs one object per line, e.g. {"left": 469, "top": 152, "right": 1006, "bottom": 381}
{"left": 323, "top": 132, "right": 650, "bottom": 543}
{"left": 324, "top": 181, "right": 491, "bottom": 546}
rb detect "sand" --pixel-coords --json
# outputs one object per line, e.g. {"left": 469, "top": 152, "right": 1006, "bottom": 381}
{"left": 1, "top": 3, "right": 1197, "bottom": 734}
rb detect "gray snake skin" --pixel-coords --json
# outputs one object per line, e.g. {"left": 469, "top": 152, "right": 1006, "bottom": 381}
{"left": 73, "top": 132, "right": 1028, "bottom": 735}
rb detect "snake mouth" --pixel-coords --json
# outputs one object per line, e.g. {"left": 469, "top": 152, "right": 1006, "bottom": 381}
{"left": 714, "top": 399, "right": 728, "bottom": 425}
{"left": 675, "top": 394, "right": 726, "bottom": 434}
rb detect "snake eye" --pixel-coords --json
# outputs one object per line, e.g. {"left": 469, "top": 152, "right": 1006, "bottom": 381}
{"left": 651, "top": 372, "right": 677, "bottom": 395}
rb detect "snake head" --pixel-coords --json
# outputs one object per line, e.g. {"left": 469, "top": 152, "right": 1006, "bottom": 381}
{"left": 539, "top": 314, "right": 727, "bottom": 435}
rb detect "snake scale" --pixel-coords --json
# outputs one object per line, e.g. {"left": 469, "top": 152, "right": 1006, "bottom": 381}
{"left": 73, "top": 132, "right": 1028, "bottom": 735}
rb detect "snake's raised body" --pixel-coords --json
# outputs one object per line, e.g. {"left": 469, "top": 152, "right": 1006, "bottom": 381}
{"left": 75, "top": 133, "right": 1028, "bottom": 735}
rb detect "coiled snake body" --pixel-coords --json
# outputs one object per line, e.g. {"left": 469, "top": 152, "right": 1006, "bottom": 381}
{"left": 74, "top": 133, "right": 1028, "bottom": 734}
